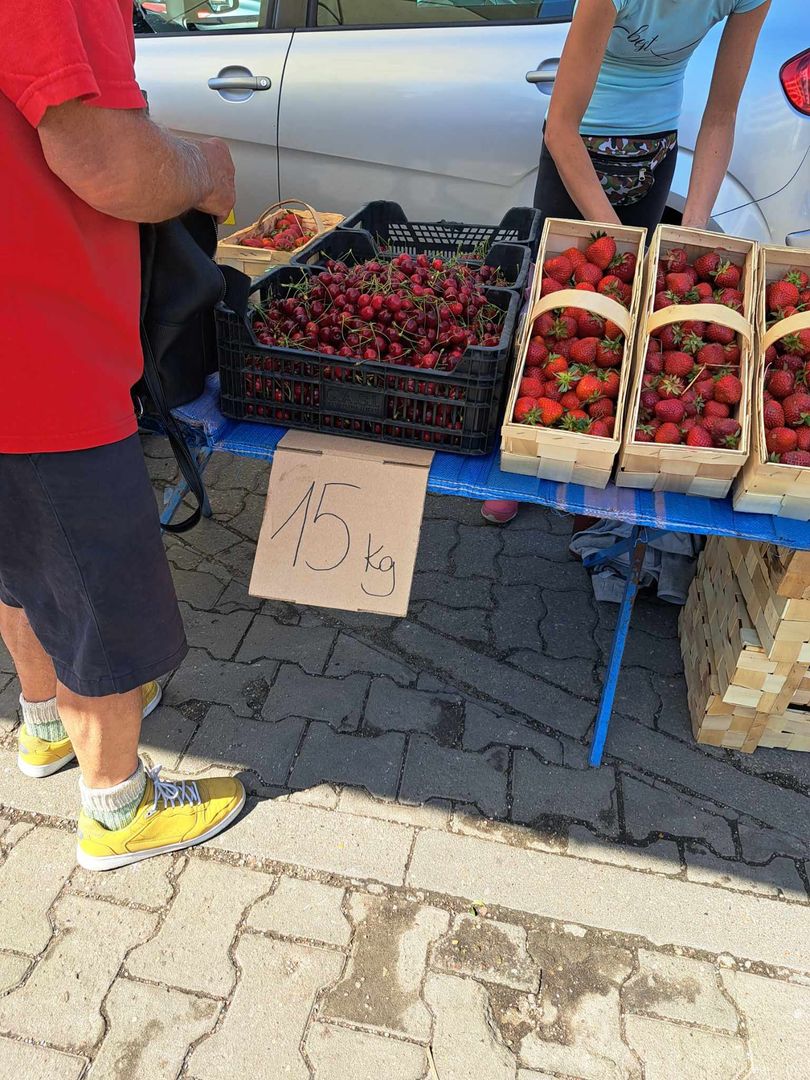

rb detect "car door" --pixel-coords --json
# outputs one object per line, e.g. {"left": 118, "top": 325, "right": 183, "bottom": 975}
{"left": 275, "top": 0, "right": 574, "bottom": 222}
{"left": 134, "top": 1, "right": 291, "bottom": 227}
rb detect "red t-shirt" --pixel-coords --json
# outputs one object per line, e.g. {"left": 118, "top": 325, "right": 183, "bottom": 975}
{"left": 0, "top": 1, "right": 146, "bottom": 453}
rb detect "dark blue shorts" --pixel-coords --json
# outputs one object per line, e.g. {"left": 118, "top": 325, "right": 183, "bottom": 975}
{"left": 0, "top": 435, "right": 187, "bottom": 696}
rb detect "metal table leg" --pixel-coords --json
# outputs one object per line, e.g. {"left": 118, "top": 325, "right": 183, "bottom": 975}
{"left": 583, "top": 526, "right": 649, "bottom": 767}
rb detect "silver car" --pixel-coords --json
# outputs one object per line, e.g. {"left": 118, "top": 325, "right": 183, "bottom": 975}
{"left": 134, "top": 0, "right": 809, "bottom": 245}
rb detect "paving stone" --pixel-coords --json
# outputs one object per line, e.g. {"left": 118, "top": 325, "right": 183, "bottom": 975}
{"left": 451, "top": 806, "right": 566, "bottom": 854}
{"left": 454, "top": 523, "right": 502, "bottom": 579}
{"left": 539, "top": 589, "right": 599, "bottom": 661}
{"left": 237, "top": 615, "right": 337, "bottom": 674}
{"left": 208, "top": 797, "right": 413, "bottom": 885}
{"left": 261, "top": 666, "right": 369, "bottom": 730}
{"left": 407, "top": 831, "right": 810, "bottom": 970}
{"left": 521, "top": 927, "right": 639, "bottom": 1080}
{"left": 127, "top": 857, "right": 268, "bottom": 997}
{"left": 0, "top": 746, "right": 78, "bottom": 819}
{"left": 400, "top": 736, "right": 508, "bottom": 819}
{"left": 567, "top": 827, "right": 680, "bottom": 876}
{"left": 737, "top": 823, "right": 810, "bottom": 863}
{"left": 0, "top": 639, "right": 14, "bottom": 673}
{"left": 623, "top": 1015, "right": 746, "bottom": 1080}
{"left": 506, "top": 649, "right": 598, "bottom": 698}
{"left": 177, "top": 603, "right": 254, "bottom": 660}
{"left": 69, "top": 857, "right": 174, "bottom": 910}
{"left": 178, "top": 516, "right": 242, "bottom": 557}
{"left": 488, "top": 583, "right": 545, "bottom": 653}
{"left": 189, "top": 935, "right": 342, "bottom": 1080}
{"left": 500, "top": 554, "right": 587, "bottom": 591}
{"left": 86, "top": 977, "right": 219, "bottom": 1080}
{"left": 423, "top": 493, "right": 483, "bottom": 524}
{"left": 609, "top": 666, "right": 661, "bottom": 726}
{"left": 0, "top": 678, "right": 20, "bottom": 734}
{"left": 227, "top": 490, "right": 266, "bottom": 537}
{"left": 415, "top": 518, "right": 457, "bottom": 573}
{"left": 0, "top": 1039, "right": 85, "bottom": 1080}
{"left": 410, "top": 572, "right": 493, "bottom": 609}
{"left": 722, "top": 969, "right": 810, "bottom": 1079}
{"left": 338, "top": 786, "right": 451, "bottom": 830}
{"left": 501, "top": 524, "right": 572, "bottom": 557}
{"left": 165, "top": 649, "right": 275, "bottom": 717}
{"left": 202, "top": 451, "right": 269, "bottom": 492}
{"left": 0, "top": 826, "right": 75, "bottom": 953}
{"left": 289, "top": 722, "right": 405, "bottom": 799}
{"left": 215, "top": 578, "right": 263, "bottom": 613}
{"left": 365, "top": 678, "right": 464, "bottom": 745}
{"left": 138, "top": 704, "right": 197, "bottom": 771}
{"left": 622, "top": 775, "right": 736, "bottom": 855}
{"left": 512, "top": 754, "right": 618, "bottom": 834}
{"left": 178, "top": 707, "right": 304, "bottom": 787}
{"left": 0, "top": 951, "right": 30, "bottom": 993}
{"left": 650, "top": 673, "right": 692, "bottom": 739}
{"left": 0, "top": 894, "right": 154, "bottom": 1051}
{"left": 321, "top": 893, "right": 448, "bottom": 1040}
{"left": 431, "top": 914, "right": 540, "bottom": 992}
{"left": 424, "top": 972, "right": 516, "bottom": 1080}
{"left": 170, "top": 567, "right": 225, "bottom": 610}
{"left": 326, "top": 633, "right": 416, "bottom": 685}
{"left": 247, "top": 876, "right": 349, "bottom": 945}
{"left": 594, "top": 624, "right": 684, "bottom": 677}
{"left": 623, "top": 950, "right": 738, "bottom": 1032}
{"left": 393, "top": 622, "right": 594, "bottom": 738}
{"left": 684, "top": 849, "right": 807, "bottom": 900}
{"left": 462, "top": 702, "right": 564, "bottom": 762}
{"left": 1, "top": 821, "right": 33, "bottom": 847}
{"left": 417, "top": 601, "right": 492, "bottom": 644}
{"left": 306, "top": 1022, "right": 428, "bottom": 1080}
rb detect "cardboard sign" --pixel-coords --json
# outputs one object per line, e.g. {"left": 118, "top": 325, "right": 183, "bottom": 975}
{"left": 250, "top": 432, "right": 433, "bottom": 616}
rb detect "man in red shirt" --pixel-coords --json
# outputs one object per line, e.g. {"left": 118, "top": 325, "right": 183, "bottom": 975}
{"left": 0, "top": 0, "right": 245, "bottom": 870}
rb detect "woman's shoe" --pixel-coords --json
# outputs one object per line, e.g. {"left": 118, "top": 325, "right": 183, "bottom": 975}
{"left": 481, "top": 500, "right": 519, "bottom": 525}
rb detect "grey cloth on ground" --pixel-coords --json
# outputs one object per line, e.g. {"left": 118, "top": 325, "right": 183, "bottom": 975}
{"left": 569, "top": 520, "right": 703, "bottom": 605}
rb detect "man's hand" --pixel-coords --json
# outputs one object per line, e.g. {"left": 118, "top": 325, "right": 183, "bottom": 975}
{"left": 195, "top": 137, "right": 235, "bottom": 222}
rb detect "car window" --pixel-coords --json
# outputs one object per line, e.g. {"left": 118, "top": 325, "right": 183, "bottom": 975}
{"left": 314, "top": 1, "right": 573, "bottom": 28}
{"left": 134, "top": 0, "right": 266, "bottom": 33}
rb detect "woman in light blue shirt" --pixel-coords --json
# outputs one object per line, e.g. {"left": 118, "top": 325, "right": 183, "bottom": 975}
{"left": 483, "top": 0, "right": 770, "bottom": 524}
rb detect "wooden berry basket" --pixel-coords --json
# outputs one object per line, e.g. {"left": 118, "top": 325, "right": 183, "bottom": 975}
{"left": 733, "top": 245, "right": 810, "bottom": 521}
{"left": 216, "top": 199, "right": 344, "bottom": 277}
{"left": 616, "top": 225, "right": 757, "bottom": 498}
{"left": 500, "top": 217, "right": 647, "bottom": 489}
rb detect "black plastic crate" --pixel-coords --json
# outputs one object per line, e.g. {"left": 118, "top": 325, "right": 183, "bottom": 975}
{"left": 337, "top": 201, "right": 542, "bottom": 259}
{"left": 216, "top": 265, "right": 519, "bottom": 455}
{"left": 291, "top": 229, "right": 531, "bottom": 295}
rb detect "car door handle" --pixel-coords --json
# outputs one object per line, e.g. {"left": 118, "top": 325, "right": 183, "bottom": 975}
{"left": 525, "top": 67, "right": 558, "bottom": 85}
{"left": 208, "top": 75, "right": 272, "bottom": 92}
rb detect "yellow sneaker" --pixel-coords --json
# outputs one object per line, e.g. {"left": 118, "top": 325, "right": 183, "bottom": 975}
{"left": 17, "top": 682, "right": 163, "bottom": 778}
{"left": 76, "top": 766, "right": 246, "bottom": 871}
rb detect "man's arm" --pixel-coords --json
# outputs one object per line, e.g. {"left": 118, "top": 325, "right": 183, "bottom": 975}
{"left": 38, "top": 100, "right": 235, "bottom": 223}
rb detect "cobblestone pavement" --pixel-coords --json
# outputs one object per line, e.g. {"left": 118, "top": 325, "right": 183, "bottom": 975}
{"left": 0, "top": 435, "right": 809, "bottom": 1079}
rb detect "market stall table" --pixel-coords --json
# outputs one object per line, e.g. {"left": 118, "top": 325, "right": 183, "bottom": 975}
{"left": 147, "top": 376, "right": 810, "bottom": 767}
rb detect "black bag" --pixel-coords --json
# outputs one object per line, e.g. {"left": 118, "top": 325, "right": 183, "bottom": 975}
{"left": 136, "top": 210, "right": 250, "bottom": 532}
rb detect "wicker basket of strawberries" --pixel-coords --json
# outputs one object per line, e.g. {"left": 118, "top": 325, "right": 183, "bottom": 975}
{"left": 216, "top": 199, "right": 344, "bottom": 277}
{"left": 734, "top": 246, "right": 810, "bottom": 520}
{"left": 501, "top": 218, "right": 647, "bottom": 489}
{"left": 617, "top": 225, "right": 757, "bottom": 498}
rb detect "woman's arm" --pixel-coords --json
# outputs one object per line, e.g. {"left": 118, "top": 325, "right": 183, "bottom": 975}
{"left": 681, "top": 2, "right": 770, "bottom": 229}
{"left": 543, "top": 0, "right": 621, "bottom": 226}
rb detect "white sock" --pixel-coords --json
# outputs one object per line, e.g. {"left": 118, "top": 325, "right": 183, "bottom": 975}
{"left": 79, "top": 761, "right": 147, "bottom": 831}
{"left": 20, "top": 695, "right": 67, "bottom": 743}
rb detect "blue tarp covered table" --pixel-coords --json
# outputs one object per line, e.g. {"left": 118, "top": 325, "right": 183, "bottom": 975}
{"left": 151, "top": 375, "right": 810, "bottom": 766}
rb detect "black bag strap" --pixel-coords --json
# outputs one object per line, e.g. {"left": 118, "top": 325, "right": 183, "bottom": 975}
{"left": 139, "top": 322, "right": 206, "bottom": 533}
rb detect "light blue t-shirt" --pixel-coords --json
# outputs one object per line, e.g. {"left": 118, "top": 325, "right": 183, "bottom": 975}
{"left": 580, "top": 0, "right": 769, "bottom": 136}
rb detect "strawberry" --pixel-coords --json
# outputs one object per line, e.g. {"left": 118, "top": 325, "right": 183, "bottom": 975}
{"left": 520, "top": 377, "right": 545, "bottom": 398}
{"left": 599, "top": 370, "right": 621, "bottom": 400}
{"left": 707, "top": 418, "right": 741, "bottom": 448}
{"left": 797, "top": 428, "right": 810, "bottom": 451}
{"left": 657, "top": 374, "right": 685, "bottom": 400}
{"left": 552, "top": 314, "right": 579, "bottom": 339}
{"left": 635, "top": 425, "right": 655, "bottom": 443}
{"left": 597, "top": 274, "right": 627, "bottom": 303}
{"left": 723, "top": 342, "right": 741, "bottom": 365}
{"left": 686, "top": 425, "right": 714, "bottom": 447}
{"left": 681, "top": 388, "right": 701, "bottom": 417}
{"left": 576, "top": 373, "right": 603, "bottom": 403}
{"left": 576, "top": 310, "right": 605, "bottom": 337}
{"left": 767, "top": 279, "right": 800, "bottom": 312}
{"left": 714, "top": 373, "right": 742, "bottom": 405}
{"left": 569, "top": 337, "right": 599, "bottom": 365}
{"left": 705, "top": 322, "right": 736, "bottom": 345}
{"left": 655, "top": 398, "right": 686, "bottom": 424}
{"left": 694, "top": 377, "right": 715, "bottom": 400}
{"left": 645, "top": 352, "right": 664, "bottom": 375}
{"left": 663, "top": 351, "right": 695, "bottom": 378}
{"left": 663, "top": 247, "right": 689, "bottom": 273}
{"left": 713, "top": 261, "right": 742, "bottom": 288}
{"left": 574, "top": 262, "right": 604, "bottom": 287}
{"left": 610, "top": 251, "right": 637, "bottom": 283}
{"left": 589, "top": 397, "right": 615, "bottom": 420}
{"left": 640, "top": 388, "right": 660, "bottom": 413}
{"left": 783, "top": 392, "right": 810, "bottom": 427}
{"left": 781, "top": 328, "right": 810, "bottom": 357}
{"left": 561, "top": 410, "right": 591, "bottom": 432}
{"left": 596, "top": 337, "right": 623, "bottom": 368}
{"left": 766, "top": 427, "right": 798, "bottom": 455}
{"left": 574, "top": 282, "right": 596, "bottom": 294}
{"left": 544, "top": 255, "right": 574, "bottom": 284}
{"left": 586, "top": 231, "right": 617, "bottom": 271}
{"left": 766, "top": 368, "right": 794, "bottom": 399}
{"left": 703, "top": 400, "right": 731, "bottom": 419}
{"left": 654, "top": 291, "right": 677, "bottom": 310}
{"left": 655, "top": 268, "right": 666, "bottom": 291}
{"left": 697, "top": 342, "right": 726, "bottom": 368}
{"left": 552, "top": 338, "right": 573, "bottom": 359}
{"left": 544, "top": 384, "right": 563, "bottom": 403}
{"left": 655, "top": 422, "right": 683, "bottom": 444}
{"left": 560, "top": 390, "right": 581, "bottom": 411}
{"left": 681, "top": 417, "right": 699, "bottom": 433}
{"left": 535, "top": 398, "right": 565, "bottom": 426}
{"left": 715, "top": 287, "right": 744, "bottom": 310}
{"left": 693, "top": 252, "right": 721, "bottom": 280}
{"left": 514, "top": 397, "right": 539, "bottom": 423}
{"left": 666, "top": 272, "right": 695, "bottom": 299}
{"left": 656, "top": 324, "right": 683, "bottom": 351}
{"left": 561, "top": 246, "right": 588, "bottom": 270}
{"left": 541, "top": 276, "right": 566, "bottom": 298}
{"left": 526, "top": 339, "right": 549, "bottom": 368}
{"left": 604, "top": 320, "right": 624, "bottom": 341}
{"left": 781, "top": 450, "right": 810, "bottom": 467}
{"left": 588, "top": 418, "right": 611, "bottom": 438}
{"left": 543, "top": 354, "right": 568, "bottom": 378}
{"left": 763, "top": 400, "right": 785, "bottom": 429}
{"left": 694, "top": 282, "right": 715, "bottom": 301}
{"left": 787, "top": 268, "right": 810, "bottom": 289}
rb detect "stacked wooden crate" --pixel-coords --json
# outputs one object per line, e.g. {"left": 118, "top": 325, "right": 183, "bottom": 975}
{"left": 680, "top": 538, "right": 810, "bottom": 752}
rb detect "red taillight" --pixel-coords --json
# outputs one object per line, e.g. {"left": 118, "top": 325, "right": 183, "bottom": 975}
{"left": 781, "top": 49, "right": 810, "bottom": 116}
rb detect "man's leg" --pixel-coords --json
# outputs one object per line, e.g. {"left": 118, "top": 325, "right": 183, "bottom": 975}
{"left": 56, "top": 682, "right": 141, "bottom": 789}
{"left": 0, "top": 602, "right": 57, "bottom": 703}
